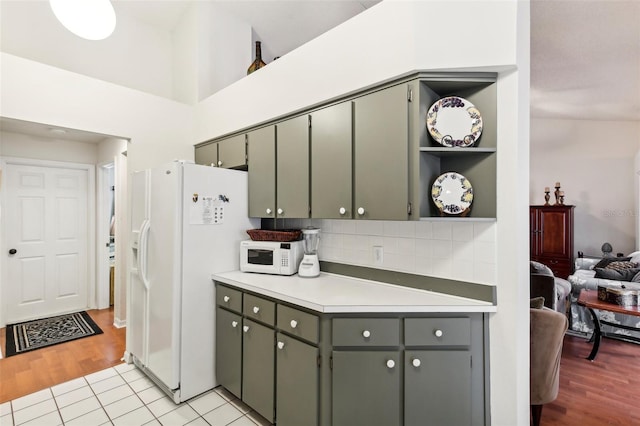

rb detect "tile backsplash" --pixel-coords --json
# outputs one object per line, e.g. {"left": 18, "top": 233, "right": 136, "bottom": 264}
{"left": 280, "top": 219, "right": 496, "bottom": 285}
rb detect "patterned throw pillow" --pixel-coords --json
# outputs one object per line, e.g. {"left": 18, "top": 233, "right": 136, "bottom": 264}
{"left": 595, "top": 267, "right": 640, "bottom": 281}
{"left": 594, "top": 257, "right": 631, "bottom": 269}
{"left": 604, "top": 261, "right": 638, "bottom": 271}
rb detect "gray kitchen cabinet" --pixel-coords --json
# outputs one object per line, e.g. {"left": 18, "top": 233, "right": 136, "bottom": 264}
{"left": 353, "top": 83, "right": 410, "bottom": 220}
{"left": 215, "top": 307, "right": 242, "bottom": 398}
{"left": 217, "top": 134, "right": 247, "bottom": 169}
{"left": 247, "top": 126, "right": 276, "bottom": 218}
{"left": 404, "top": 350, "right": 471, "bottom": 426}
{"left": 276, "top": 332, "right": 319, "bottom": 426}
{"left": 194, "top": 142, "right": 218, "bottom": 167}
{"left": 332, "top": 350, "right": 402, "bottom": 426}
{"left": 214, "top": 281, "right": 489, "bottom": 426}
{"left": 195, "top": 134, "right": 246, "bottom": 169}
{"left": 414, "top": 76, "right": 497, "bottom": 219}
{"left": 310, "top": 101, "right": 353, "bottom": 219}
{"left": 276, "top": 115, "right": 310, "bottom": 218}
{"left": 242, "top": 318, "right": 275, "bottom": 423}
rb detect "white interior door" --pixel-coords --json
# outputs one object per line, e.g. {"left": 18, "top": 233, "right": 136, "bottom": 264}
{"left": 3, "top": 160, "right": 91, "bottom": 324}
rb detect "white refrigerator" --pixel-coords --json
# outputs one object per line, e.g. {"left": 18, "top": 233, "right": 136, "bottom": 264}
{"left": 125, "top": 161, "right": 258, "bottom": 403}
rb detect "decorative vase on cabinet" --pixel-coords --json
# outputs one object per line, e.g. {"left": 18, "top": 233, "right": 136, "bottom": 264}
{"left": 247, "top": 41, "right": 267, "bottom": 75}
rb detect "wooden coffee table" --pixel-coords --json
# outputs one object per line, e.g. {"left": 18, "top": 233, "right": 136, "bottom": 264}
{"left": 577, "top": 289, "right": 640, "bottom": 361}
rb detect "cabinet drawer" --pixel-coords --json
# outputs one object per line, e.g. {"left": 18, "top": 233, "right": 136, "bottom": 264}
{"left": 277, "top": 305, "right": 319, "bottom": 344}
{"left": 216, "top": 285, "right": 242, "bottom": 313}
{"left": 244, "top": 293, "right": 276, "bottom": 326}
{"left": 405, "top": 318, "right": 471, "bottom": 347}
{"left": 332, "top": 318, "right": 400, "bottom": 347}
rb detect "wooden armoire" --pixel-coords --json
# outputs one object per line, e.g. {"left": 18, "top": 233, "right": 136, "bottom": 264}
{"left": 530, "top": 205, "right": 575, "bottom": 279}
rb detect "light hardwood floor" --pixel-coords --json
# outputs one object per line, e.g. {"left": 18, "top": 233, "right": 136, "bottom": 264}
{"left": 0, "top": 308, "right": 126, "bottom": 404}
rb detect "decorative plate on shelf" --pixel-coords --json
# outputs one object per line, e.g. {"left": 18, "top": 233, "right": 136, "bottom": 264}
{"left": 426, "top": 96, "right": 483, "bottom": 147}
{"left": 431, "top": 172, "right": 474, "bottom": 215}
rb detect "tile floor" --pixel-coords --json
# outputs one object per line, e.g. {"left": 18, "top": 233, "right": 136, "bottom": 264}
{"left": 0, "top": 363, "right": 272, "bottom": 426}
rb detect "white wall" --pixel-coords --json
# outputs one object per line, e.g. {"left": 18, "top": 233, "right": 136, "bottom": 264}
{"left": 0, "top": 1, "right": 175, "bottom": 100}
{"left": 97, "top": 137, "right": 128, "bottom": 165}
{"left": 0, "top": 131, "right": 98, "bottom": 164}
{"left": 530, "top": 118, "right": 640, "bottom": 256}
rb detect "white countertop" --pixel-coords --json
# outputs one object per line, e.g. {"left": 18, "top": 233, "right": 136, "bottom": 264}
{"left": 212, "top": 270, "right": 497, "bottom": 314}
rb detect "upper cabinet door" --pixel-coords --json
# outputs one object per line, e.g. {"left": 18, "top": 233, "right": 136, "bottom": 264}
{"left": 353, "top": 84, "right": 410, "bottom": 220}
{"left": 194, "top": 142, "right": 217, "bottom": 167}
{"left": 311, "top": 102, "right": 353, "bottom": 219}
{"left": 248, "top": 126, "right": 276, "bottom": 218}
{"left": 218, "top": 134, "right": 247, "bottom": 169}
{"left": 276, "top": 115, "right": 310, "bottom": 218}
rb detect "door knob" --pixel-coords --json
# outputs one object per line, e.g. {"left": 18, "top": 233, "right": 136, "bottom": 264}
{"left": 339, "top": 207, "right": 346, "bottom": 215}
{"left": 277, "top": 208, "right": 284, "bottom": 215}
{"left": 357, "top": 207, "right": 365, "bottom": 216}
{"left": 218, "top": 160, "right": 223, "bottom": 167}
{"left": 9, "top": 249, "right": 17, "bottom": 255}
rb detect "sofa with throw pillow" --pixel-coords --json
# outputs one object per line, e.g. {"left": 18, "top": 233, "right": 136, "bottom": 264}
{"left": 567, "top": 251, "right": 640, "bottom": 340}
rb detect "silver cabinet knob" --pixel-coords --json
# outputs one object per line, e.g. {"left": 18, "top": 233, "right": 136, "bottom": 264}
{"left": 277, "top": 341, "right": 285, "bottom": 350}
{"left": 386, "top": 360, "right": 395, "bottom": 369}
{"left": 231, "top": 321, "right": 238, "bottom": 328}
{"left": 243, "top": 325, "right": 250, "bottom": 333}
{"left": 253, "top": 306, "right": 260, "bottom": 314}
{"left": 290, "top": 320, "right": 298, "bottom": 329}
{"left": 277, "top": 208, "right": 284, "bottom": 215}
{"left": 266, "top": 208, "right": 272, "bottom": 215}
{"left": 434, "top": 329, "right": 443, "bottom": 338}
{"left": 362, "top": 330, "right": 371, "bottom": 338}
{"left": 223, "top": 295, "right": 230, "bottom": 303}
{"left": 339, "top": 207, "right": 346, "bottom": 215}
{"left": 412, "top": 358, "right": 421, "bottom": 367}
{"left": 218, "top": 160, "right": 223, "bottom": 166}
{"left": 357, "top": 207, "right": 365, "bottom": 215}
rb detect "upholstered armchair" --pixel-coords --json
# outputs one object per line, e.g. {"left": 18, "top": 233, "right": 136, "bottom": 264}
{"left": 530, "top": 261, "right": 571, "bottom": 313}
{"left": 530, "top": 306, "right": 568, "bottom": 426}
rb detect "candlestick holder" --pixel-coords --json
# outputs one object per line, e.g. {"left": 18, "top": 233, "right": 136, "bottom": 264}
{"left": 559, "top": 194, "right": 565, "bottom": 205}
{"left": 544, "top": 190, "right": 550, "bottom": 206}
{"left": 554, "top": 183, "right": 561, "bottom": 205}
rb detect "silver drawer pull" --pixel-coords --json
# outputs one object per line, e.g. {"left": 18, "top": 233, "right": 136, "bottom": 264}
{"left": 223, "top": 296, "right": 230, "bottom": 303}
{"left": 266, "top": 208, "right": 272, "bottom": 215}
{"left": 231, "top": 321, "right": 238, "bottom": 328}
{"left": 277, "top": 208, "right": 284, "bottom": 215}
{"left": 434, "top": 329, "right": 443, "bottom": 338}
{"left": 253, "top": 306, "right": 260, "bottom": 314}
{"left": 357, "top": 207, "right": 365, "bottom": 216}
{"left": 339, "top": 207, "right": 346, "bottom": 215}
{"left": 362, "top": 330, "right": 371, "bottom": 338}
{"left": 243, "top": 325, "right": 250, "bottom": 333}
{"left": 412, "top": 358, "right": 421, "bottom": 368}
{"left": 386, "top": 360, "right": 395, "bottom": 369}
{"left": 277, "top": 341, "right": 285, "bottom": 350}
{"left": 290, "top": 320, "right": 298, "bottom": 329}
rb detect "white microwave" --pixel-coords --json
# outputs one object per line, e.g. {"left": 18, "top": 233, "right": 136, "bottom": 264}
{"left": 240, "top": 240, "right": 304, "bottom": 275}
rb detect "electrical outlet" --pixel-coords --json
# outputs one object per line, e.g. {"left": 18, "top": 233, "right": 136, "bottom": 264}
{"left": 373, "top": 246, "right": 383, "bottom": 265}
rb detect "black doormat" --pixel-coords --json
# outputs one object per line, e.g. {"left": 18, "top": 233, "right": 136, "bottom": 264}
{"left": 5, "top": 311, "right": 103, "bottom": 357}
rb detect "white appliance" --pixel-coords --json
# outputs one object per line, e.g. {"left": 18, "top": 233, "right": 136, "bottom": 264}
{"left": 298, "top": 227, "right": 320, "bottom": 278}
{"left": 240, "top": 240, "right": 303, "bottom": 275}
{"left": 125, "top": 161, "right": 258, "bottom": 403}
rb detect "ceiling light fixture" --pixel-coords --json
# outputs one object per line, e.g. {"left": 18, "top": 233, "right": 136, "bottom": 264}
{"left": 49, "top": 0, "right": 116, "bottom": 41}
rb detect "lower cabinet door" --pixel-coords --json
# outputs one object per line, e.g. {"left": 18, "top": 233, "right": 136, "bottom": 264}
{"left": 404, "top": 350, "right": 472, "bottom": 426}
{"left": 242, "top": 319, "right": 275, "bottom": 423}
{"left": 276, "top": 333, "right": 319, "bottom": 426}
{"left": 332, "top": 350, "right": 401, "bottom": 426}
{"left": 215, "top": 308, "right": 242, "bottom": 398}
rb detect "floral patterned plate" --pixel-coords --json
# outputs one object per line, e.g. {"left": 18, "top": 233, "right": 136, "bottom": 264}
{"left": 426, "top": 96, "right": 483, "bottom": 147}
{"left": 431, "top": 172, "right": 473, "bottom": 215}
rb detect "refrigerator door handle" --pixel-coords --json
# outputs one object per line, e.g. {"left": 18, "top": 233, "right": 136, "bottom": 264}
{"left": 138, "top": 219, "right": 151, "bottom": 290}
